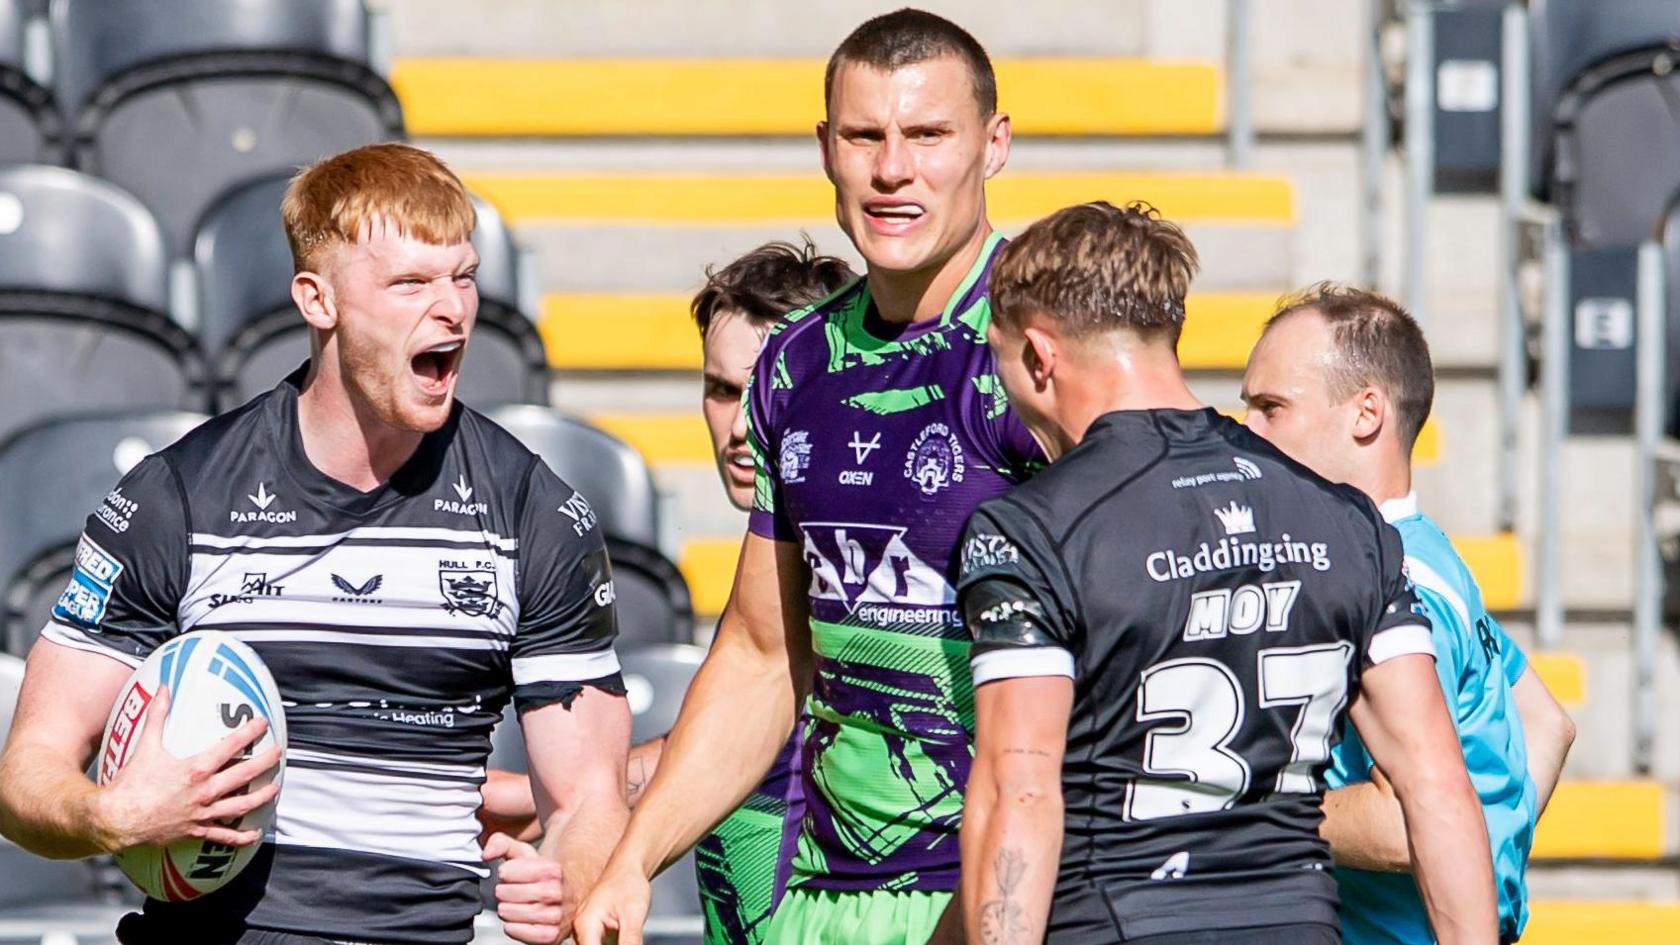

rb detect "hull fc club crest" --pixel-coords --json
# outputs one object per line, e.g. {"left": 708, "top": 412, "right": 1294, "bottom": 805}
{"left": 439, "top": 562, "right": 501, "bottom": 618}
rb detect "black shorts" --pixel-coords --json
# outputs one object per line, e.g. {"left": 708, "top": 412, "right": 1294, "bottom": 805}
{"left": 116, "top": 914, "right": 381, "bottom": 945}
{"left": 1126, "top": 923, "right": 1339, "bottom": 945}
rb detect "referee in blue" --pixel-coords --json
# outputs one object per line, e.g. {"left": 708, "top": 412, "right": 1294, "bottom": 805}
{"left": 1243, "top": 283, "right": 1577, "bottom": 944}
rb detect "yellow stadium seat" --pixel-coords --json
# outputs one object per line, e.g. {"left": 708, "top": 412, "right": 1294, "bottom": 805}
{"left": 680, "top": 536, "right": 741, "bottom": 618}
{"left": 547, "top": 291, "right": 1281, "bottom": 373}
{"left": 1527, "top": 651, "right": 1585, "bottom": 706}
{"left": 393, "top": 58, "right": 1223, "bottom": 137}
{"left": 1532, "top": 780, "right": 1667, "bottom": 861}
{"left": 1522, "top": 901, "right": 1680, "bottom": 945}
{"left": 1454, "top": 533, "right": 1521, "bottom": 611}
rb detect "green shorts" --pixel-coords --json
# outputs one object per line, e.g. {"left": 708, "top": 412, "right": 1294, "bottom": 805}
{"left": 696, "top": 802, "right": 790, "bottom": 945}
{"left": 763, "top": 888, "right": 953, "bottom": 945}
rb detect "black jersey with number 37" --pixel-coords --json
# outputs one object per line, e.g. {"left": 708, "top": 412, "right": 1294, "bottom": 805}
{"left": 956, "top": 409, "right": 1430, "bottom": 942}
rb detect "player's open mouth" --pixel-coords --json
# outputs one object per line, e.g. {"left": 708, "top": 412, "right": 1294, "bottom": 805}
{"left": 411, "top": 340, "right": 463, "bottom": 396}
{"left": 863, "top": 200, "right": 926, "bottom": 233}
{"left": 726, "top": 449, "right": 755, "bottom": 485}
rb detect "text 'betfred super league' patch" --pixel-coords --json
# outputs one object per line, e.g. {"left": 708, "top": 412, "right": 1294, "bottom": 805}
{"left": 52, "top": 535, "right": 125, "bottom": 628}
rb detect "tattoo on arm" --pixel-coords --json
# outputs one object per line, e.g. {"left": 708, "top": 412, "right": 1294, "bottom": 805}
{"left": 978, "top": 847, "right": 1028, "bottom": 945}
{"left": 1002, "top": 747, "right": 1052, "bottom": 758}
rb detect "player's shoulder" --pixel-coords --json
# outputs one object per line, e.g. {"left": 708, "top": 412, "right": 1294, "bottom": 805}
{"left": 151, "top": 387, "right": 280, "bottom": 482}
{"left": 754, "top": 276, "right": 867, "bottom": 364}
{"left": 451, "top": 404, "right": 542, "bottom": 468}
{"left": 1217, "top": 418, "right": 1389, "bottom": 537}
{"left": 1394, "top": 513, "right": 1484, "bottom": 625}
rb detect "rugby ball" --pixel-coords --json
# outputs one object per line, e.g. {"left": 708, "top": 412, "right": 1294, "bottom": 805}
{"left": 95, "top": 630, "right": 286, "bottom": 902}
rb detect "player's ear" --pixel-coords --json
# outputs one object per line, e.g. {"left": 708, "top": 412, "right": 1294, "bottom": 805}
{"left": 1023, "top": 324, "right": 1056, "bottom": 389}
{"left": 816, "top": 120, "right": 835, "bottom": 183}
{"left": 1351, "top": 386, "right": 1384, "bottom": 441}
{"left": 983, "top": 111, "right": 1012, "bottom": 180}
{"left": 293, "top": 269, "right": 337, "bottom": 332}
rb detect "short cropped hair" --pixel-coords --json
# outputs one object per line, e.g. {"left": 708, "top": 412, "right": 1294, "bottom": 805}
{"left": 1266, "top": 283, "right": 1436, "bottom": 450}
{"left": 282, "top": 143, "right": 476, "bottom": 274}
{"left": 690, "top": 237, "right": 856, "bottom": 338}
{"left": 825, "top": 8, "right": 997, "bottom": 118}
{"left": 990, "top": 201, "right": 1200, "bottom": 345}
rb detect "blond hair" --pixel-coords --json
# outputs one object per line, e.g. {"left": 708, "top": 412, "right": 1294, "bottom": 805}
{"left": 281, "top": 143, "right": 475, "bottom": 274}
{"left": 990, "top": 201, "right": 1199, "bottom": 344}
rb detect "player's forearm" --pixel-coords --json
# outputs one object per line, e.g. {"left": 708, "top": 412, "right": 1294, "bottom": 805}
{"left": 1321, "top": 779, "right": 1410, "bottom": 872}
{"left": 1392, "top": 766, "right": 1498, "bottom": 945}
{"left": 541, "top": 780, "right": 629, "bottom": 898}
{"left": 960, "top": 760, "right": 1062, "bottom": 945}
{"left": 1512, "top": 670, "right": 1575, "bottom": 816}
{"left": 625, "top": 735, "right": 665, "bottom": 809}
{"left": 0, "top": 742, "right": 113, "bottom": 859}
{"left": 610, "top": 633, "right": 799, "bottom": 876}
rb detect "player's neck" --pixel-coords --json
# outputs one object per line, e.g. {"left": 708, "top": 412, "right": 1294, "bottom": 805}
{"left": 1062, "top": 352, "right": 1203, "bottom": 446}
{"left": 866, "top": 223, "right": 992, "bottom": 324}
{"left": 296, "top": 369, "right": 424, "bottom": 492}
{"left": 1354, "top": 452, "right": 1414, "bottom": 511}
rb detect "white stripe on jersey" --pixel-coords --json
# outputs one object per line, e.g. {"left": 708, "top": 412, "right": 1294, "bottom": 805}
{"left": 190, "top": 526, "right": 518, "bottom": 553}
{"left": 39, "top": 622, "right": 143, "bottom": 668}
{"left": 274, "top": 763, "right": 487, "bottom": 877}
{"left": 1403, "top": 556, "right": 1472, "bottom": 633}
{"left": 1368, "top": 623, "right": 1434, "bottom": 665}
{"left": 969, "top": 646, "right": 1077, "bottom": 686}
{"left": 287, "top": 747, "right": 484, "bottom": 780}
{"left": 224, "top": 628, "right": 510, "bottom": 650}
{"left": 511, "top": 649, "right": 622, "bottom": 684}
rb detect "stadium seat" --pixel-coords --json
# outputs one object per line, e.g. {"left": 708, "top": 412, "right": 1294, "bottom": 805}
{"left": 1529, "top": 0, "right": 1680, "bottom": 200}
{"left": 194, "top": 174, "right": 550, "bottom": 410}
{"left": 0, "top": 410, "right": 206, "bottom": 656}
{"left": 0, "top": 0, "right": 60, "bottom": 165}
{"left": 0, "top": 165, "right": 205, "bottom": 446}
{"left": 52, "top": 0, "right": 403, "bottom": 256}
{"left": 486, "top": 405, "right": 692, "bottom": 647}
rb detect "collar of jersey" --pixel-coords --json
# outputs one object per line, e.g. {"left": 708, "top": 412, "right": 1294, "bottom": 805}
{"left": 270, "top": 368, "right": 455, "bottom": 518}
{"left": 839, "top": 229, "right": 1005, "bottom": 348}
{"left": 1378, "top": 491, "right": 1420, "bottom": 523}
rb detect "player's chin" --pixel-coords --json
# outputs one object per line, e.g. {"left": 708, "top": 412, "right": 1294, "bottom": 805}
{"left": 394, "top": 394, "right": 454, "bottom": 433}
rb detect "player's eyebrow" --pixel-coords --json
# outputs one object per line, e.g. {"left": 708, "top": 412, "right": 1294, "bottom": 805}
{"left": 901, "top": 120, "right": 954, "bottom": 135}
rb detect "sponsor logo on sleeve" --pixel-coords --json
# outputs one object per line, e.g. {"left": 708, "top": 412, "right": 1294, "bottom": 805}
{"left": 557, "top": 490, "right": 598, "bottom": 537}
{"left": 95, "top": 488, "right": 139, "bottom": 534}
{"left": 593, "top": 580, "right": 617, "bottom": 607}
{"left": 904, "top": 422, "right": 965, "bottom": 496}
{"left": 52, "top": 535, "right": 125, "bottom": 628}
{"left": 961, "top": 533, "right": 1020, "bottom": 574}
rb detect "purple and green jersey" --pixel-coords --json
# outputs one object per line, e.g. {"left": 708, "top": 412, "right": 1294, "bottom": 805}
{"left": 745, "top": 232, "right": 1041, "bottom": 892}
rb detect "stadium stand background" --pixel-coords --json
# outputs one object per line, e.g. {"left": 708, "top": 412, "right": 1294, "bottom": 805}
{"left": 0, "top": 0, "right": 1674, "bottom": 942}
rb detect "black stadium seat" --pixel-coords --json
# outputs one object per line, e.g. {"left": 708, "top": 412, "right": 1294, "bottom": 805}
{"left": 0, "top": 410, "right": 206, "bottom": 656}
{"left": 0, "top": 165, "right": 206, "bottom": 446}
{"left": 194, "top": 174, "right": 549, "bottom": 410}
{"left": 1529, "top": 0, "right": 1680, "bottom": 200}
{"left": 52, "top": 0, "right": 403, "bottom": 257}
{"left": 487, "top": 405, "right": 693, "bottom": 647}
{"left": 0, "top": 0, "right": 61, "bottom": 165}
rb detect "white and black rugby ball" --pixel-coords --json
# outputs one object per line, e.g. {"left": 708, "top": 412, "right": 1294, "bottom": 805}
{"left": 96, "top": 630, "right": 286, "bottom": 902}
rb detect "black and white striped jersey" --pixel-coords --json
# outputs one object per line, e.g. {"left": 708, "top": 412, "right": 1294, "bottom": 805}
{"left": 44, "top": 373, "right": 621, "bottom": 945}
{"left": 955, "top": 409, "right": 1431, "bottom": 943}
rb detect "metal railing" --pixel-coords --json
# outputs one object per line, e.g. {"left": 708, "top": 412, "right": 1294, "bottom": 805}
{"left": 1632, "top": 239, "right": 1664, "bottom": 774}
{"left": 1226, "top": 0, "right": 1255, "bottom": 169}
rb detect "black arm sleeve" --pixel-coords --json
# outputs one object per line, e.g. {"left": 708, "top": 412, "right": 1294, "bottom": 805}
{"left": 956, "top": 501, "right": 1080, "bottom": 683}
{"left": 510, "top": 460, "right": 624, "bottom": 712}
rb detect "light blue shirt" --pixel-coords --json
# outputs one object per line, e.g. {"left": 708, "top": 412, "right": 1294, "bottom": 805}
{"left": 1326, "top": 493, "right": 1536, "bottom": 944}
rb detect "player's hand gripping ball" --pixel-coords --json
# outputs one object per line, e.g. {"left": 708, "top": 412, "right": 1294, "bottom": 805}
{"left": 96, "top": 630, "right": 287, "bottom": 901}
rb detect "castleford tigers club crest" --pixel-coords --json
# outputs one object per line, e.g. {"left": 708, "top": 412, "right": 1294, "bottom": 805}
{"left": 439, "top": 564, "right": 500, "bottom": 618}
